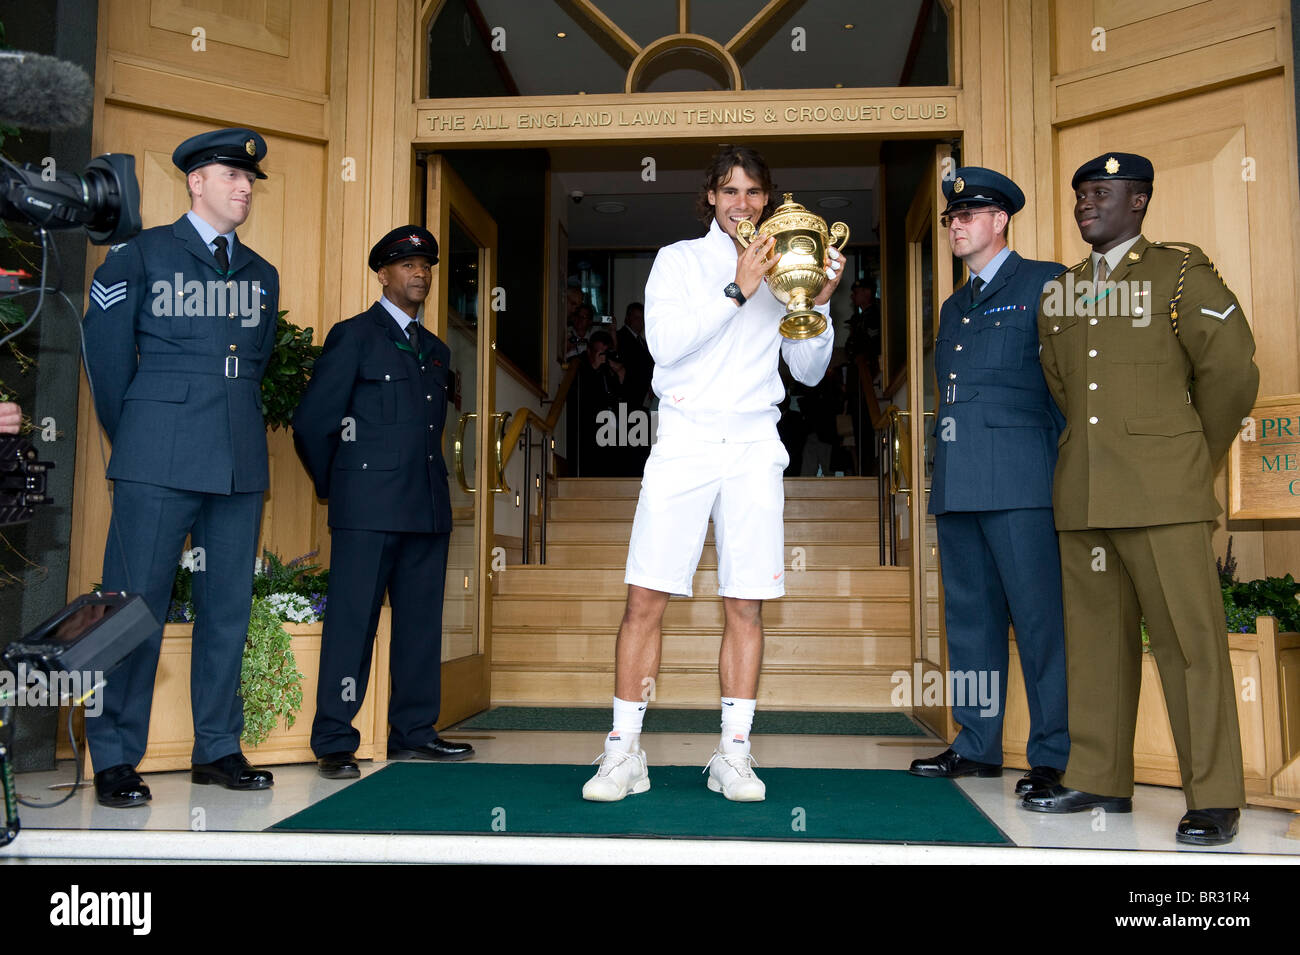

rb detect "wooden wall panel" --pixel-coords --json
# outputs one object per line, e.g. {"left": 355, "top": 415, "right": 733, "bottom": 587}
{"left": 106, "top": 0, "right": 329, "bottom": 94}
{"left": 1052, "top": 0, "right": 1279, "bottom": 78}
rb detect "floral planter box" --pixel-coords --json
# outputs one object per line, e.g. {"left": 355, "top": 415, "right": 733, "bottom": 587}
{"left": 1001, "top": 616, "right": 1300, "bottom": 798}
{"left": 78, "top": 608, "right": 392, "bottom": 774}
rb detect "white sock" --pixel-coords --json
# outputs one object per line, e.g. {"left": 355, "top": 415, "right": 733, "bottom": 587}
{"left": 606, "top": 696, "right": 647, "bottom": 753}
{"left": 720, "top": 697, "right": 756, "bottom": 755}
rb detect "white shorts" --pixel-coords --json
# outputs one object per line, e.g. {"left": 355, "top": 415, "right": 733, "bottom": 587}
{"left": 624, "top": 434, "right": 789, "bottom": 599}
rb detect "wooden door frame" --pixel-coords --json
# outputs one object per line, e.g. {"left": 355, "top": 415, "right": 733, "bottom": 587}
{"left": 426, "top": 155, "right": 499, "bottom": 725}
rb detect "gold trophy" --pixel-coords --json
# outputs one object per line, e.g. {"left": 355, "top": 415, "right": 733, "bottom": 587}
{"left": 736, "top": 193, "right": 850, "bottom": 340}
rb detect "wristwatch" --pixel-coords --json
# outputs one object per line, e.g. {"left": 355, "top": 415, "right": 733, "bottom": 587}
{"left": 724, "top": 282, "right": 746, "bottom": 306}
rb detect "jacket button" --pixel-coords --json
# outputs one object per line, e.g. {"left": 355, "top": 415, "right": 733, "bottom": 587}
{"left": 1052, "top": 325, "right": 1060, "bottom": 333}
{"left": 362, "top": 462, "right": 368, "bottom": 469}
{"left": 1088, "top": 416, "right": 1098, "bottom": 424}
{"left": 426, "top": 394, "right": 433, "bottom": 401}
{"left": 1088, "top": 349, "right": 1098, "bottom": 357}
{"left": 994, "top": 320, "right": 1001, "bottom": 326}
{"left": 384, "top": 374, "right": 391, "bottom": 381}
{"left": 1134, "top": 306, "right": 1144, "bottom": 315}
{"left": 1089, "top": 382, "right": 1098, "bottom": 390}
{"left": 949, "top": 372, "right": 957, "bottom": 380}
{"left": 954, "top": 344, "right": 962, "bottom": 351}
{"left": 1089, "top": 318, "right": 1099, "bottom": 325}
{"left": 961, "top": 317, "right": 970, "bottom": 324}
{"left": 229, "top": 344, "right": 237, "bottom": 352}
{"left": 428, "top": 455, "right": 433, "bottom": 461}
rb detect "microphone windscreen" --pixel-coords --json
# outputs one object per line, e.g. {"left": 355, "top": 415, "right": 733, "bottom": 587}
{"left": 0, "top": 51, "right": 93, "bottom": 131}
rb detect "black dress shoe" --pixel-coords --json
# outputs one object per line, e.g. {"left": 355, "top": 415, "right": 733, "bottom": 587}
{"left": 191, "top": 752, "right": 274, "bottom": 790}
{"left": 317, "top": 751, "right": 360, "bottom": 780}
{"left": 1021, "top": 784, "right": 1132, "bottom": 813}
{"left": 387, "top": 738, "right": 474, "bottom": 761}
{"left": 1015, "top": 766, "right": 1064, "bottom": 795}
{"left": 94, "top": 764, "right": 151, "bottom": 809}
{"left": 1176, "top": 808, "right": 1240, "bottom": 846}
{"left": 909, "top": 748, "right": 1002, "bottom": 778}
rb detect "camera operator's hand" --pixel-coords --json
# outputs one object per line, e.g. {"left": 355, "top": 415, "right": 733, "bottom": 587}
{"left": 734, "top": 234, "right": 776, "bottom": 303}
{"left": 607, "top": 357, "right": 627, "bottom": 383}
{"left": 813, "top": 247, "right": 845, "bottom": 306}
{"left": 0, "top": 402, "right": 20, "bottom": 435}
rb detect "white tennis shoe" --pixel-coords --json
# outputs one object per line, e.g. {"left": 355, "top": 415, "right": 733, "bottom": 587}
{"left": 704, "top": 749, "right": 766, "bottom": 801}
{"left": 582, "top": 748, "right": 650, "bottom": 802}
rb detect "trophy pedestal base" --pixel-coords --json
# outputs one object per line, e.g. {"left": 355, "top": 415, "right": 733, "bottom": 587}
{"left": 779, "top": 309, "right": 827, "bottom": 341}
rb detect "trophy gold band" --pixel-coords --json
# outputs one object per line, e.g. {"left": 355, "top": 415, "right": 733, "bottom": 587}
{"left": 735, "top": 193, "right": 850, "bottom": 340}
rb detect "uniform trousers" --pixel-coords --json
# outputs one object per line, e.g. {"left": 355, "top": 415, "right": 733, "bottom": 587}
{"left": 87, "top": 480, "right": 263, "bottom": 768}
{"left": 1059, "top": 523, "right": 1245, "bottom": 809}
{"left": 935, "top": 507, "right": 1069, "bottom": 768}
{"left": 311, "top": 527, "right": 450, "bottom": 756}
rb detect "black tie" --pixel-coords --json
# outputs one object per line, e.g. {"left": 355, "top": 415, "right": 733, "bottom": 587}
{"left": 212, "top": 236, "right": 230, "bottom": 276}
{"left": 971, "top": 276, "right": 984, "bottom": 298}
{"left": 407, "top": 322, "right": 420, "bottom": 357}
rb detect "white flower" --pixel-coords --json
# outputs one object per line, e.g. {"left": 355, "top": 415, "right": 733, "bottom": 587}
{"left": 180, "top": 548, "right": 197, "bottom": 571}
{"left": 265, "top": 592, "right": 321, "bottom": 624}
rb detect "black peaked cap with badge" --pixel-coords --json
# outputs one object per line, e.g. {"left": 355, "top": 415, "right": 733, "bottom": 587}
{"left": 369, "top": 225, "right": 439, "bottom": 271}
{"left": 1071, "top": 152, "right": 1155, "bottom": 190}
{"left": 172, "top": 127, "right": 268, "bottom": 180}
{"left": 942, "top": 166, "right": 1025, "bottom": 216}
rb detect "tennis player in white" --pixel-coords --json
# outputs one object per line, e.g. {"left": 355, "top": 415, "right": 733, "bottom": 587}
{"left": 582, "top": 145, "right": 843, "bottom": 802}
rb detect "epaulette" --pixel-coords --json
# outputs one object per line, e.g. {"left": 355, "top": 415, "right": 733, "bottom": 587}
{"left": 1069, "top": 258, "right": 1088, "bottom": 273}
{"left": 1154, "top": 240, "right": 1223, "bottom": 280}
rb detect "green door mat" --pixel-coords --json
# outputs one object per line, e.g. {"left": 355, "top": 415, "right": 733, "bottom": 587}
{"left": 271, "top": 763, "right": 1010, "bottom": 845}
{"left": 449, "top": 707, "right": 925, "bottom": 736}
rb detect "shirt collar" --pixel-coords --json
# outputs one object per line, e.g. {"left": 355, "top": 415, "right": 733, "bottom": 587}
{"left": 1092, "top": 234, "right": 1142, "bottom": 275}
{"left": 186, "top": 210, "right": 237, "bottom": 254}
{"left": 974, "top": 245, "right": 1012, "bottom": 286}
{"left": 707, "top": 217, "right": 739, "bottom": 257}
{"left": 378, "top": 294, "right": 422, "bottom": 331}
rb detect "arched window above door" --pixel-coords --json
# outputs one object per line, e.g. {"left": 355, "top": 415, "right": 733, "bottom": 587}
{"left": 423, "top": 0, "right": 951, "bottom": 99}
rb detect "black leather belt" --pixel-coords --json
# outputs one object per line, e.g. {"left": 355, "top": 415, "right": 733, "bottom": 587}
{"left": 137, "top": 354, "right": 262, "bottom": 380}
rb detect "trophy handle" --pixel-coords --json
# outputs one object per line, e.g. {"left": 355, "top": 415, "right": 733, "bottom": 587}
{"left": 735, "top": 218, "right": 756, "bottom": 249}
{"left": 829, "top": 221, "right": 850, "bottom": 251}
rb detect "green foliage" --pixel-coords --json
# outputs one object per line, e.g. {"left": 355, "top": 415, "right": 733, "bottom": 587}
{"left": 260, "top": 310, "right": 321, "bottom": 431}
{"left": 1222, "top": 574, "right": 1300, "bottom": 634}
{"left": 240, "top": 596, "right": 304, "bottom": 746}
{"left": 251, "top": 549, "right": 325, "bottom": 599}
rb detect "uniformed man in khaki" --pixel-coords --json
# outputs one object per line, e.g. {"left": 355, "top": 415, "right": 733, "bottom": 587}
{"left": 1022, "top": 153, "right": 1259, "bottom": 846}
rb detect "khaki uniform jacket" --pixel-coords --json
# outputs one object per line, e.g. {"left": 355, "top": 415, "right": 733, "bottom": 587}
{"left": 1037, "top": 236, "right": 1259, "bottom": 530}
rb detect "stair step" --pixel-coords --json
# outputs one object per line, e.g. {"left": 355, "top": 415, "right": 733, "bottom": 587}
{"left": 554, "top": 477, "right": 878, "bottom": 500}
{"left": 489, "top": 667, "right": 910, "bottom": 709}
{"left": 494, "top": 566, "right": 906, "bottom": 597}
{"left": 492, "top": 630, "right": 912, "bottom": 668}
{"left": 546, "top": 496, "right": 879, "bottom": 521}
{"left": 492, "top": 594, "right": 910, "bottom": 630}
{"left": 535, "top": 541, "right": 885, "bottom": 568}
{"left": 543, "top": 519, "right": 879, "bottom": 543}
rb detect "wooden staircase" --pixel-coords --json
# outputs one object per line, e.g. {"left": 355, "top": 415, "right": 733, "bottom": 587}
{"left": 491, "top": 477, "right": 914, "bottom": 709}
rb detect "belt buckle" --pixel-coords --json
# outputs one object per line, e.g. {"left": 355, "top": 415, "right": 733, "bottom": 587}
{"left": 224, "top": 355, "right": 238, "bottom": 379}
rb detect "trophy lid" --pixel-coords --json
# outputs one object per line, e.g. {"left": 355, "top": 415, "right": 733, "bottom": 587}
{"left": 758, "top": 192, "right": 829, "bottom": 237}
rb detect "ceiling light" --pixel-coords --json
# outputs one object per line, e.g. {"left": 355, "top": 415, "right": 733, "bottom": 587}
{"left": 817, "top": 196, "right": 851, "bottom": 209}
{"left": 844, "top": 23, "right": 855, "bottom": 29}
{"left": 557, "top": 32, "right": 567, "bottom": 38}
{"left": 594, "top": 201, "right": 627, "bottom": 214}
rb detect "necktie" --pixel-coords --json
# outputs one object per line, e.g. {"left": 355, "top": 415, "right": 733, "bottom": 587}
{"left": 407, "top": 322, "right": 420, "bottom": 357}
{"left": 1096, "top": 257, "right": 1110, "bottom": 283}
{"left": 212, "top": 236, "right": 230, "bottom": 276}
{"left": 971, "top": 276, "right": 984, "bottom": 299}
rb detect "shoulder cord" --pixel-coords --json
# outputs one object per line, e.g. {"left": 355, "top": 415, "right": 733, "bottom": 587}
{"left": 1167, "top": 250, "right": 1191, "bottom": 338}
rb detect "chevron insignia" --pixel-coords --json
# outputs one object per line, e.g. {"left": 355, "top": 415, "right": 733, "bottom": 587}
{"left": 1201, "top": 304, "right": 1236, "bottom": 321}
{"left": 90, "top": 279, "right": 128, "bottom": 310}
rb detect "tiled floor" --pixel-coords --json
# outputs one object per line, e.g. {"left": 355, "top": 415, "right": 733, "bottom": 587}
{"left": 3, "top": 729, "right": 1298, "bottom": 863}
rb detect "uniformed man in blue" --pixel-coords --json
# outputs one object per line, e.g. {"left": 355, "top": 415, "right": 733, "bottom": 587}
{"left": 909, "top": 167, "right": 1071, "bottom": 796}
{"left": 82, "top": 127, "right": 280, "bottom": 807}
{"left": 1023, "top": 154, "right": 1259, "bottom": 845}
{"left": 292, "top": 226, "right": 473, "bottom": 779}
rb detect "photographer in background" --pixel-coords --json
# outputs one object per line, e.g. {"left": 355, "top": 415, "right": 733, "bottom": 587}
{"left": 575, "top": 328, "right": 628, "bottom": 476}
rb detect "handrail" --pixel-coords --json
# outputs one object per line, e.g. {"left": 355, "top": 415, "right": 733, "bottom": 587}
{"left": 500, "top": 358, "right": 580, "bottom": 471}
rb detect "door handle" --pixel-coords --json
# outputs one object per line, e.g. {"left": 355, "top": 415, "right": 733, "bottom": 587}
{"left": 488, "top": 412, "right": 509, "bottom": 493}
{"left": 454, "top": 412, "right": 476, "bottom": 493}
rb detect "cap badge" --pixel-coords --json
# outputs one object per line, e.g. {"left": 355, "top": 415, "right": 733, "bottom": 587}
{"left": 408, "top": 235, "right": 422, "bottom": 246}
{"left": 953, "top": 177, "right": 965, "bottom": 194}
{"left": 1105, "top": 156, "right": 1120, "bottom": 175}
{"left": 244, "top": 138, "right": 256, "bottom": 156}
{"left": 1128, "top": 251, "right": 1140, "bottom": 261}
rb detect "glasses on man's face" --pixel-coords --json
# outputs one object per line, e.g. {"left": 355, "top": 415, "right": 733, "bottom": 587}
{"left": 940, "top": 208, "right": 999, "bottom": 229}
